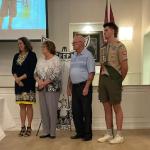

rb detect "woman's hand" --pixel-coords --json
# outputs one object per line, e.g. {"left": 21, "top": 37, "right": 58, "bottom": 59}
{"left": 18, "top": 81, "right": 24, "bottom": 87}
{"left": 38, "top": 79, "right": 52, "bottom": 90}
{"left": 15, "top": 77, "right": 21, "bottom": 85}
{"left": 15, "top": 77, "right": 24, "bottom": 87}
{"left": 43, "top": 79, "right": 51, "bottom": 86}
{"left": 38, "top": 80, "right": 45, "bottom": 90}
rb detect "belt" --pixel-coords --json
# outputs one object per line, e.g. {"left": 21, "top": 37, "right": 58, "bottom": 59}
{"left": 101, "top": 74, "right": 109, "bottom": 77}
{"left": 72, "top": 81, "right": 87, "bottom": 86}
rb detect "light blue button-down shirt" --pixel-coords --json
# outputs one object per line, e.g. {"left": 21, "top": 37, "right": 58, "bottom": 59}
{"left": 70, "top": 49, "right": 95, "bottom": 84}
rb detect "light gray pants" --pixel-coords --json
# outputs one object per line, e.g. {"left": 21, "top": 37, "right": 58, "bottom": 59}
{"left": 39, "top": 90, "right": 60, "bottom": 136}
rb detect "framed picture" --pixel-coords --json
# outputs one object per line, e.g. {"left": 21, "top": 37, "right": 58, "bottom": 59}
{"left": 73, "top": 31, "right": 104, "bottom": 62}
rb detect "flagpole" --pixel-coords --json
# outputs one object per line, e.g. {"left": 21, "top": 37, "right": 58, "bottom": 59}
{"left": 108, "top": 0, "right": 110, "bottom": 22}
{"left": 104, "top": 0, "right": 108, "bottom": 23}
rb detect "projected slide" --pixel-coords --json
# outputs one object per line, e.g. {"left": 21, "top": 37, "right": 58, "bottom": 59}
{"left": 0, "top": 0, "right": 47, "bottom": 40}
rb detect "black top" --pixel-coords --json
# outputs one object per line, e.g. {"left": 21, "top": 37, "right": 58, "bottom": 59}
{"left": 12, "top": 51, "right": 37, "bottom": 94}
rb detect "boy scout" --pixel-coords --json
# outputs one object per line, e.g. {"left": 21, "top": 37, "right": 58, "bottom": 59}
{"left": 97, "top": 22, "right": 128, "bottom": 144}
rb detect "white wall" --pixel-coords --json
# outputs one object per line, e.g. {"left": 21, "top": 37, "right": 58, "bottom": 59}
{"left": 49, "top": 0, "right": 143, "bottom": 85}
{"left": 142, "top": 33, "right": 150, "bottom": 84}
{"left": 142, "top": 0, "right": 150, "bottom": 35}
{"left": 0, "top": 0, "right": 143, "bottom": 85}
{"left": 50, "top": 0, "right": 144, "bottom": 85}
{"left": 141, "top": 0, "right": 150, "bottom": 84}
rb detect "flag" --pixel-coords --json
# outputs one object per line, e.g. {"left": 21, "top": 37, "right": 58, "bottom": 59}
{"left": 100, "top": 0, "right": 115, "bottom": 74}
{"left": 104, "top": 0, "right": 109, "bottom": 23}
{"left": 104, "top": 0, "right": 115, "bottom": 23}
{"left": 109, "top": 4, "right": 115, "bottom": 23}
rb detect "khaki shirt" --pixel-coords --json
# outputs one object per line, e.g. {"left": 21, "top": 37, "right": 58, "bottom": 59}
{"left": 100, "top": 41, "right": 128, "bottom": 75}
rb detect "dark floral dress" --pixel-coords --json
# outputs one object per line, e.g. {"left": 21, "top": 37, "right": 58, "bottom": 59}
{"left": 12, "top": 51, "right": 37, "bottom": 104}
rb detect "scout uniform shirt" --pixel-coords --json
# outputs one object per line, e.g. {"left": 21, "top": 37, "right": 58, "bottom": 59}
{"left": 100, "top": 40, "right": 128, "bottom": 76}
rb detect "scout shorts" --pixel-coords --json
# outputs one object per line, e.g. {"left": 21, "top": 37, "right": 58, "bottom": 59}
{"left": 98, "top": 75, "right": 122, "bottom": 105}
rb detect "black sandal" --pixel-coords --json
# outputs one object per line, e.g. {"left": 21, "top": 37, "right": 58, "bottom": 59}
{"left": 24, "top": 127, "right": 32, "bottom": 137}
{"left": 18, "top": 126, "right": 26, "bottom": 137}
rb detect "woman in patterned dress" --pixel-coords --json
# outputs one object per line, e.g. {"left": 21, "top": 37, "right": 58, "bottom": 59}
{"left": 12, "top": 37, "right": 37, "bottom": 136}
{"left": 34, "top": 40, "right": 61, "bottom": 139}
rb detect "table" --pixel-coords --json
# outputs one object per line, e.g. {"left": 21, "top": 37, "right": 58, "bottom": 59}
{"left": 0, "top": 97, "right": 15, "bottom": 141}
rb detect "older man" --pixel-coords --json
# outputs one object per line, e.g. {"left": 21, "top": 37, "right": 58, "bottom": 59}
{"left": 67, "top": 35, "right": 95, "bottom": 141}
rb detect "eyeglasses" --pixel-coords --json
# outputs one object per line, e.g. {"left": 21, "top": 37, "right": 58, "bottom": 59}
{"left": 72, "top": 41, "right": 82, "bottom": 45}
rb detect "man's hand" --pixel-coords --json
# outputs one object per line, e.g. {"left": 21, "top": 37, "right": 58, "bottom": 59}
{"left": 67, "top": 76, "right": 72, "bottom": 96}
{"left": 82, "top": 86, "right": 89, "bottom": 96}
{"left": 82, "top": 72, "right": 94, "bottom": 96}
{"left": 120, "top": 60, "right": 128, "bottom": 80}
{"left": 67, "top": 87, "right": 72, "bottom": 96}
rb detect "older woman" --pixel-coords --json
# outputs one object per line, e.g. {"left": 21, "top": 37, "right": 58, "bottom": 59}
{"left": 35, "top": 40, "right": 61, "bottom": 139}
{"left": 12, "top": 37, "right": 37, "bottom": 137}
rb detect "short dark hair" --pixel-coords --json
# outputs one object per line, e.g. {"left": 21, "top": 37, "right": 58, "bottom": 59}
{"left": 103, "top": 22, "right": 119, "bottom": 38}
{"left": 18, "top": 37, "right": 33, "bottom": 52}
{"left": 42, "top": 40, "right": 56, "bottom": 55}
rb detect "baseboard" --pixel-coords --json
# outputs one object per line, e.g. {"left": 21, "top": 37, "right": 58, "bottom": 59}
{"left": 6, "top": 117, "right": 150, "bottom": 131}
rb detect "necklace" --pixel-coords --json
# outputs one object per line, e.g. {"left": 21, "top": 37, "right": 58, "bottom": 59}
{"left": 17, "top": 52, "right": 28, "bottom": 66}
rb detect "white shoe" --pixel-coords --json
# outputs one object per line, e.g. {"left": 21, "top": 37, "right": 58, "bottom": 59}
{"left": 109, "top": 134, "right": 124, "bottom": 144}
{"left": 97, "top": 134, "right": 113, "bottom": 143}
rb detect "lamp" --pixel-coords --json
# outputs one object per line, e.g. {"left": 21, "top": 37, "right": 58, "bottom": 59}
{"left": 119, "top": 26, "right": 133, "bottom": 41}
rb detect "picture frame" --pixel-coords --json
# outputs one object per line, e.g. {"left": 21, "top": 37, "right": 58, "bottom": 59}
{"left": 73, "top": 31, "right": 104, "bottom": 62}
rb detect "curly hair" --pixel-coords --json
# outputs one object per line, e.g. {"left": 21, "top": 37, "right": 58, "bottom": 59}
{"left": 42, "top": 40, "right": 56, "bottom": 55}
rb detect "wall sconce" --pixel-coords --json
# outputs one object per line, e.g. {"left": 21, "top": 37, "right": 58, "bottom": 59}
{"left": 119, "top": 27, "right": 133, "bottom": 41}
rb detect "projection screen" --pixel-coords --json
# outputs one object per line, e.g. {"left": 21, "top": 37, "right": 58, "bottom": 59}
{"left": 0, "top": 0, "right": 48, "bottom": 40}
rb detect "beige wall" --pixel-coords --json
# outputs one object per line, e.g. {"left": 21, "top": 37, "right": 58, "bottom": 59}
{"left": 1, "top": 0, "right": 150, "bottom": 131}
{"left": 0, "top": 0, "right": 143, "bottom": 85}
